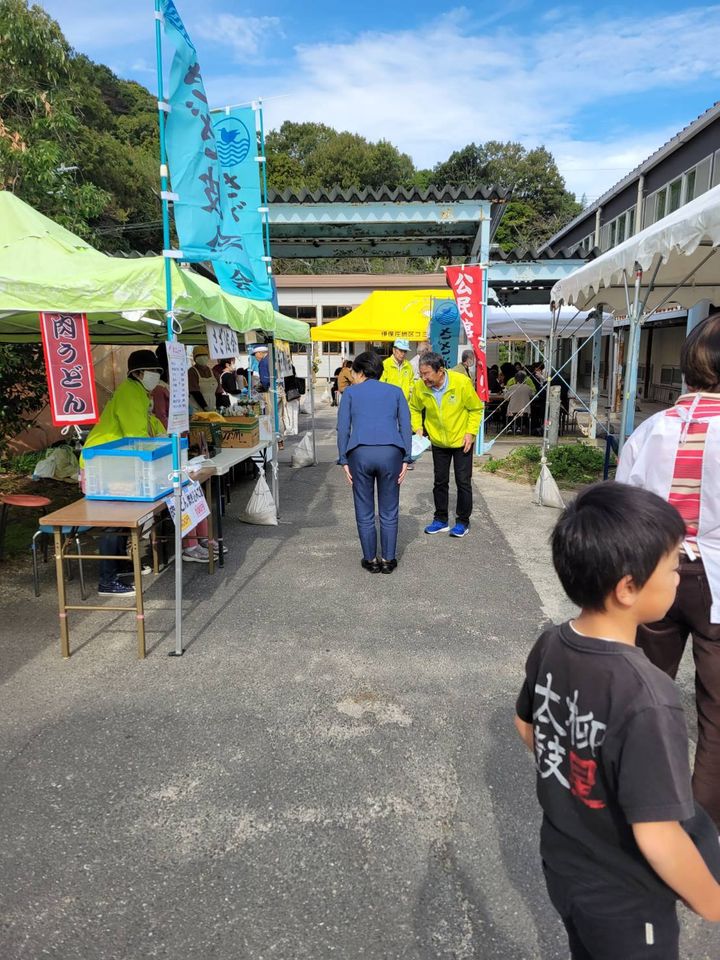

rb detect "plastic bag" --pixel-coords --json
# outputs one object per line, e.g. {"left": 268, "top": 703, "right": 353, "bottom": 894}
{"left": 32, "top": 445, "right": 80, "bottom": 483}
{"left": 533, "top": 463, "right": 565, "bottom": 509}
{"left": 238, "top": 473, "right": 278, "bottom": 525}
{"left": 291, "top": 431, "right": 314, "bottom": 468}
{"left": 410, "top": 435, "right": 431, "bottom": 461}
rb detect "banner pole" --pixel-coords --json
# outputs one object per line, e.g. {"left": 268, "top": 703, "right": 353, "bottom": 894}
{"left": 154, "top": 0, "right": 184, "bottom": 657}
{"left": 309, "top": 340, "right": 317, "bottom": 464}
{"left": 256, "top": 101, "right": 272, "bottom": 265}
{"left": 268, "top": 340, "right": 280, "bottom": 517}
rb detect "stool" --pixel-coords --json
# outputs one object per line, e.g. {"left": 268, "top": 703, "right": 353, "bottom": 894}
{"left": 0, "top": 494, "right": 52, "bottom": 561}
{"left": 32, "top": 524, "right": 89, "bottom": 600}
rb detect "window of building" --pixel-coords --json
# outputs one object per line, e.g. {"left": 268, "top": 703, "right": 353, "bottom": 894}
{"left": 600, "top": 208, "right": 636, "bottom": 251}
{"left": 667, "top": 178, "right": 682, "bottom": 214}
{"left": 660, "top": 366, "right": 683, "bottom": 387}
{"left": 644, "top": 154, "right": 713, "bottom": 228}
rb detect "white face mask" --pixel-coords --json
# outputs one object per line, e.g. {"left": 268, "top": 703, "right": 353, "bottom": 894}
{"left": 141, "top": 370, "right": 161, "bottom": 391}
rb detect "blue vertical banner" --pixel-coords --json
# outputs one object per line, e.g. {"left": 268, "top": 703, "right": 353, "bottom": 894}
{"left": 213, "top": 107, "right": 272, "bottom": 301}
{"left": 430, "top": 299, "right": 461, "bottom": 369}
{"left": 160, "top": 0, "right": 253, "bottom": 275}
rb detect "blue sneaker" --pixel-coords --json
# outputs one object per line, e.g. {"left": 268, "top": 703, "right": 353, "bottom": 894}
{"left": 424, "top": 520, "right": 450, "bottom": 534}
{"left": 449, "top": 523, "right": 469, "bottom": 538}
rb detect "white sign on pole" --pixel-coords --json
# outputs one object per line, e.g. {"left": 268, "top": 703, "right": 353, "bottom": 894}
{"left": 166, "top": 339, "right": 190, "bottom": 434}
{"left": 206, "top": 322, "right": 239, "bottom": 361}
{"left": 164, "top": 480, "right": 210, "bottom": 534}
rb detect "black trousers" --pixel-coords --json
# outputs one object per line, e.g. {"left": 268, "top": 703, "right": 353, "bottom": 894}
{"left": 544, "top": 865, "right": 679, "bottom": 960}
{"left": 431, "top": 445, "right": 473, "bottom": 525}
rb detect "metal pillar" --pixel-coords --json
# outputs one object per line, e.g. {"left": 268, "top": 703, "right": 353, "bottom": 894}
{"left": 268, "top": 340, "right": 280, "bottom": 516}
{"left": 154, "top": 1, "right": 184, "bottom": 657}
{"left": 475, "top": 211, "right": 491, "bottom": 456}
{"left": 308, "top": 341, "right": 317, "bottom": 465}
{"left": 569, "top": 336, "right": 579, "bottom": 409}
{"left": 588, "top": 305, "right": 603, "bottom": 441}
{"left": 687, "top": 299, "right": 711, "bottom": 336}
{"left": 619, "top": 272, "right": 643, "bottom": 450}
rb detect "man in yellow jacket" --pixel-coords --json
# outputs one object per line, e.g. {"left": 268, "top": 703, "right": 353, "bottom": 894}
{"left": 410, "top": 352, "right": 482, "bottom": 538}
{"left": 380, "top": 339, "right": 414, "bottom": 400}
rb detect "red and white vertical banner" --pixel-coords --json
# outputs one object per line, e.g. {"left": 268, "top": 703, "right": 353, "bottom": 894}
{"left": 445, "top": 265, "right": 489, "bottom": 401}
{"left": 39, "top": 312, "right": 99, "bottom": 426}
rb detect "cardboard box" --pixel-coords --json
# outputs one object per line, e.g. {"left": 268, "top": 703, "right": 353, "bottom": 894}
{"left": 220, "top": 416, "right": 260, "bottom": 449}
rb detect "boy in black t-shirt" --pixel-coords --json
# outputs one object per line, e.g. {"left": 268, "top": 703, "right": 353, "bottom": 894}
{"left": 515, "top": 482, "right": 720, "bottom": 960}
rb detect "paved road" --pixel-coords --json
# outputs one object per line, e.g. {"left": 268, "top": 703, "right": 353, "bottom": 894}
{"left": 0, "top": 403, "right": 716, "bottom": 959}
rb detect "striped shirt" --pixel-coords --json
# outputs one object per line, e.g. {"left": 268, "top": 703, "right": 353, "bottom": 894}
{"left": 667, "top": 393, "right": 720, "bottom": 553}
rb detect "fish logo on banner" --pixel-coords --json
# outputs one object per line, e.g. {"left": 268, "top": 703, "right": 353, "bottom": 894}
{"left": 160, "top": 0, "right": 253, "bottom": 277}
{"left": 213, "top": 106, "right": 273, "bottom": 302}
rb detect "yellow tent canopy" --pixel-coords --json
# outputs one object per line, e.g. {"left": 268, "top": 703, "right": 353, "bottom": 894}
{"left": 310, "top": 289, "right": 454, "bottom": 342}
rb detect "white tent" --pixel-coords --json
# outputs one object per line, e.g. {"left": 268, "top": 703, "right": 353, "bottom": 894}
{"left": 486, "top": 302, "right": 614, "bottom": 339}
{"left": 551, "top": 183, "right": 720, "bottom": 444}
{"left": 551, "top": 183, "right": 720, "bottom": 313}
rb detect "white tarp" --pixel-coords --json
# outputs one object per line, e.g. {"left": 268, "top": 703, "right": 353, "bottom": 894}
{"left": 551, "top": 183, "right": 720, "bottom": 312}
{"left": 485, "top": 303, "right": 614, "bottom": 338}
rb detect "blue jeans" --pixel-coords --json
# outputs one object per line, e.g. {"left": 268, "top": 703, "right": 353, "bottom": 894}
{"left": 99, "top": 531, "right": 126, "bottom": 587}
{"left": 347, "top": 445, "right": 403, "bottom": 561}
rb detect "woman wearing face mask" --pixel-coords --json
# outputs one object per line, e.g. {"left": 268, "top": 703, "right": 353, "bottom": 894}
{"left": 81, "top": 350, "right": 166, "bottom": 597}
{"left": 188, "top": 345, "right": 221, "bottom": 412}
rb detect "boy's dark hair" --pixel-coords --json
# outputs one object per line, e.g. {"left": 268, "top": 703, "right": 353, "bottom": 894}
{"left": 418, "top": 351, "right": 445, "bottom": 372}
{"left": 352, "top": 351, "right": 383, "bottom": 380}
{"left": 681, "top": 312, "right": 720, "bottom": 392}
{"left": 552, "top": 481, "right": 685, "bottom": 610}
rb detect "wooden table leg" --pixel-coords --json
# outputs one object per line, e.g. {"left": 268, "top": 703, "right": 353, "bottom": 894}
{"left": 150, "top": 524, "right": 160, "bottom": 574}
{"left": 53, "top": 528, "right": 70, "bottom": 659}
{"left": 130, "top": 528, "right": 146, "bottom": 659}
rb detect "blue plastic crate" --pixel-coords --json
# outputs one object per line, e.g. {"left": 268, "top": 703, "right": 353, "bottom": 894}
{"left": 84, "top": 437, "right": 189, "bottom": 501}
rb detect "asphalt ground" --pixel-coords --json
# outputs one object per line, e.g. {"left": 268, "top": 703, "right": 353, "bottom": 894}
{"left": 0, "top": 401, "right": 717, "bottom": 959}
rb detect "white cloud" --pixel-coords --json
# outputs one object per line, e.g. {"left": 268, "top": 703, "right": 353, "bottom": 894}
{"left": 202, "top": 5, "right": 720, "bottom": 200}
{"left": 196, "top": 15, "right": 282, "bottom": 60}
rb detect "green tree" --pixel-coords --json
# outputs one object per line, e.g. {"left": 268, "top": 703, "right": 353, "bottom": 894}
{"left": 432, "top": 140, "right": 582, "bottom": 250}
{"left": 0, "top": 0, "right": 110, "bottom": 237}
{"left": 0, "top": 343, "right": 47, "bottom": 457}
{"left": 266, "top": 121, "right": 415, "bottom": 192}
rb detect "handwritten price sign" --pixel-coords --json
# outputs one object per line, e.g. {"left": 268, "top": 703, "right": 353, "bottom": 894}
{"left": 164, "top": 480, "right": 210, "bottom": 534}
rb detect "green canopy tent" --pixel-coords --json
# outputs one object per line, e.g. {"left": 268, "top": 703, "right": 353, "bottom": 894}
{"left": 0, "top": 192, "right": 310, "bottom": 345}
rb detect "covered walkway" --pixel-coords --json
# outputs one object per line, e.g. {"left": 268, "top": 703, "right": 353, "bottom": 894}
{"left": 0, "top": 403, "right": 714, "bottom": 960}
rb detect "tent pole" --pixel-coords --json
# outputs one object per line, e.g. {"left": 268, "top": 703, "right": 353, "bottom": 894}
{"left": 475, "top": 213, "right": 491, "bottom": 455}
{"left": 309, "top": 340, "right": 317, "bottom": 464}
{"left": 588, "top": 303, "right": 604, "bottom": 441}
{"left": 538, "top": 303, "right": 559, "bottom": 505}
{"left": 619, "top": 270, "right": 643, "bottom": 452}
{"left": 155, "top": 0, "right": 184, "bottom": 657}
{"left": 269, "top": 340, "right": 280, "bottom": 516}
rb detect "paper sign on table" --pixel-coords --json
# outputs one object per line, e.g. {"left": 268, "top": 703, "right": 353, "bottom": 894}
{"left": 164, "top": 480, "right": 210, "bottom": 534}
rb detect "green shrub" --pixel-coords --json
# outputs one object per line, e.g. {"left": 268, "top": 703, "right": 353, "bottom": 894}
{"left": 482, "top": 442, "right": 609, "bottom": 486}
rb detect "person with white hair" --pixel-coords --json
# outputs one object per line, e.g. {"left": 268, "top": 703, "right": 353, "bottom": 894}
{"left": 253, "top": 344, "right": 270, "bottom": 393}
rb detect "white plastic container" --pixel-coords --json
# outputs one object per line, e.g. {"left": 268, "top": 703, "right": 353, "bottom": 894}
{"left": 83, "top": 437, "right": 189, "bottom": 501}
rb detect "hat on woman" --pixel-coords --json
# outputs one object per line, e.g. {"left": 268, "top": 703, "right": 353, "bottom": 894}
{"left": 127, "top": 349, "right": 162, "bottom": 373}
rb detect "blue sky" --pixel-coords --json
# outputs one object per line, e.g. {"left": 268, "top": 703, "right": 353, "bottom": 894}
{"left": 39, "top": 0, "right": 720, "bottom": 203}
